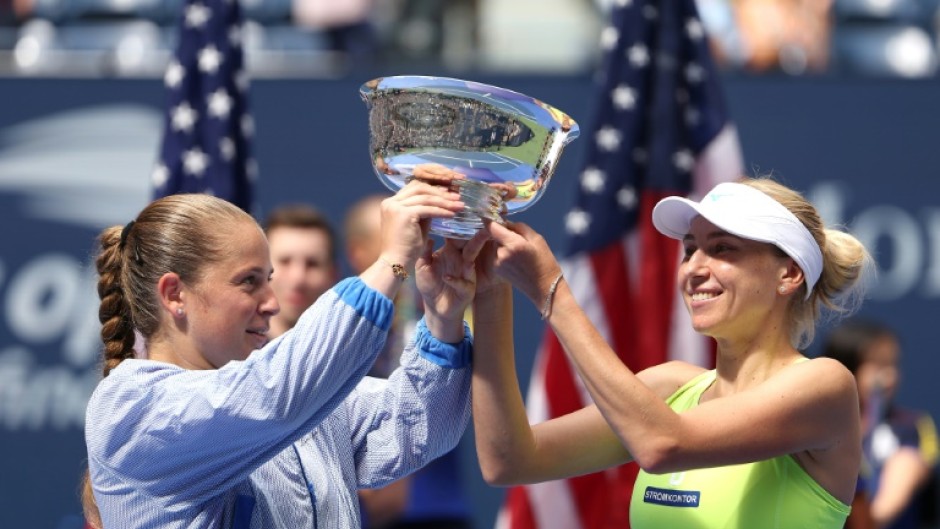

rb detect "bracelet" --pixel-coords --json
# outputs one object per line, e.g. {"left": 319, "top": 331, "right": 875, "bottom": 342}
{"left": 540, "top": 272, "right": 564, "bottom": 320}
{"left": 379, "top": 256, "right": 409, "bottom": 280}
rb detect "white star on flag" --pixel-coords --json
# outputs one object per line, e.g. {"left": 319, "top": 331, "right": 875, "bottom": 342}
{"left": 235, "top": 70, "right": 249, "bottom": 92}
{"left": 171, "top": 102, "right": 198, "bottom": 133}
{"left": 183, "top": 147, "right": 209, "bottom": 176}
{"left": 198, "top": 45, "right": 223, "bottom": 74}
{"left": 616, "top": 185, "right": 637, "bottom": 209}
{"left": 595, "top": 126, "right": 622, "bottom": 152}
{"left": 580, "top": 167, "right": 606, "bottom": 193}
{"left": 685, "top": 63, "right": 705, "bottom": 83}
{"left": 247, "top": 159, "right": 259, "bottom": 181}
{"left": 219, "top": 136, "right": 235, "bottom": 161}
{"left": 208, "top": 88, "right": 233, "bottom": 119}
{"left": 600, "top": 26, "right": 619, "bottom": 51}
{"left": 228, "top": 25, "right": 242, "bottom": 46}
{"left": 184, "top": 3, "right": 210, "bottom": 28}
{"left": 627, "top": 44, "right": 650, "bottom": 68}
{"left": 241, "top": 115, "right": 255, "bottom": 137}
{"left": 673, "top": 149, "right": 695, "bottom": 172}
{"left": 164, "top": 60, "right": 184, "bottom": 88}
{"left": 686, "top": 18, "right": 705, "bottom": 40}
{"left": 152, "top": 163, "right": 169, "bottom": 188}
{"left": 564, "top": 208, "right": 591, "bottom": 235}
{"left": 612, "top": 84, "right": 637, "bottom": 110}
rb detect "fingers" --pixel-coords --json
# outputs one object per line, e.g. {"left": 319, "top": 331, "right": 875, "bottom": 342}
{"left": 462, "top": 229, "right": 490, "bottom": 262}
{"left": 489, "top": 182, "right": 518, "bottom": 201}
{"left": 390, "top": 195, "right": 463, "bottom": 216}
{"left": 442, "top": 238, "right": 468, "bottom": 251}
{"left": 390, "top": 181, "right": 464, "bottom": 218}
{"left": 437, "top": 238, "right": 474, "bottom": 279}
{"left": 484, "top": 220, "right": 525, "bottom": 245}
{"left": 412, "top": 163, "right": 465, "bottom": 185}
{"left": 422, "top": 238, "right": 434, "bottom": 261}
{"left": 509, "top": 221, "right": 537, "bottom": 239}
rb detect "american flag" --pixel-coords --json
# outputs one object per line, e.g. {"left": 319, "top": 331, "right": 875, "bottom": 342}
{"left": 152, "top": 0, "right": 256, "bottom": 211}
{"left": 495, "top": 0, "right": 742, "bottom": 528}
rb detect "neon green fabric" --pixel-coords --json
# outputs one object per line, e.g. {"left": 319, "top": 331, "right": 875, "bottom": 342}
{"left": 630, "top": 370, "right": 851, "bottom": 529}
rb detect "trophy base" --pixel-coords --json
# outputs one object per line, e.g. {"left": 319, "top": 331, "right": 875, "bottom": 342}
{"left": 429, "top": 179, "right": 505, "bottom": 240}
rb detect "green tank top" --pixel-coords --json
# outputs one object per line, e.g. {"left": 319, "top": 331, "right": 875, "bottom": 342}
{"left": 630, "top": 370, "right": 851, "bottom": 529}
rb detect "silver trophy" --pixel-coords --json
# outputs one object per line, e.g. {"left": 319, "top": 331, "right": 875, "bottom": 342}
{"left": 360, "top": 76, "right": 580, "bottom": 239}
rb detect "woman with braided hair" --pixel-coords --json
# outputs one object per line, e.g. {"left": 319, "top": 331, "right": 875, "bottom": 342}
{"left": 82, "top": 181, "right": 481, "bottom": 529}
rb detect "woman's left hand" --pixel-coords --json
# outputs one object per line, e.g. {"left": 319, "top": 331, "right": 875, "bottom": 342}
{"left": 415, "top": 237, "right": 485, "bottom": 339}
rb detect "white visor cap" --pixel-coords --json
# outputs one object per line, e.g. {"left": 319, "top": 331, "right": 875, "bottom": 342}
{"left": 651, "top": 182, "right": 823, "bottom": 299}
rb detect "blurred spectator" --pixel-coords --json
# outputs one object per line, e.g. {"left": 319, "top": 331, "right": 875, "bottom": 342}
{"left": 264, "top": 204, "right": 339, "bottom": 338}
{"left": 291, "top": 0, "right": 377, "bottom": 64}
{"left": 1, "top": 0, "right": 30, "bottom": 25}
{"left": 822, "top": 319, "right": 940, "bottom": 529}
{"left": 689, "top": 0, "right": 834, "bottom": 73}
{"left": 344, "top": 194, "right": 473, "bottom": 529}
{"left": 735, "top": 0, "right": 833, "bottom": 73}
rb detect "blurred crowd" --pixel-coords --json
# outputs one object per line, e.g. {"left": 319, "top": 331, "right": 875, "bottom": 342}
{"left": 0, "top": 0, "right": 938, "bottom": 78}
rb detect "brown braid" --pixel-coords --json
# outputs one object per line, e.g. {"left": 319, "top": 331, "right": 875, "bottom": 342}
{"left": 96, "top": 225, "right": 135, "bottom": 376}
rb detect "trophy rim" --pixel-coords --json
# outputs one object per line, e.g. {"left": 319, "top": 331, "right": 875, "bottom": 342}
{"left": 359, "top": 75, "right": 579, "bottom": 133}
{"left": 361, "top": 75, "right": 581, "bottom": 238}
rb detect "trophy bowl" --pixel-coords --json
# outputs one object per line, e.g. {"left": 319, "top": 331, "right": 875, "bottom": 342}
{"left": 360, "top": 75, "right": 580, "bottom": 239}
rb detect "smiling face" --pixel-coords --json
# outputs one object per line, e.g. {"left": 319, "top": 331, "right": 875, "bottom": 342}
{"left": 183, "top": 220, "right": 280, "bottom": 367}
{"left": 679, "top": 216, "right": 796, "bottom": 342}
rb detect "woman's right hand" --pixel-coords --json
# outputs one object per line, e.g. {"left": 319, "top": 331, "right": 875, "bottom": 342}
{"left": 483, "top": 220, "right": 562, "bottom": 308}
{"left": 378, "top": 179, "right": 464, "bottom": 269}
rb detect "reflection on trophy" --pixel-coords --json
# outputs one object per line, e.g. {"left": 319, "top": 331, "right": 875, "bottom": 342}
{"left": 361, "top": 76, "right": 580, "bottom": 239}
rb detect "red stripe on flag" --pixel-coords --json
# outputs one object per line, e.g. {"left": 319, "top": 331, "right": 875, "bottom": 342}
{"left": 542, "top": 330, "right": 585, "bottom": 418}
{"left": 504, "top": 486, "right": 537, "bottom": 529}
{"left": 588, "top": 241, "right": 633, "bottom": 365}
{"left": 543, "top": 328, "right": 616, "bottom": 526}
{"left": 574, "top": 472, "right": 617, "bottom": 529}
{"left": 610, "top": 463, "right": 640, "bottom": 529}
{"left": 635, "top": 191, "right": 682, "bottom": 371}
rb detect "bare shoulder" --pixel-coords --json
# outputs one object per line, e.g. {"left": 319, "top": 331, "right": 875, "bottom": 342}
{"left": 764, "top": 356, "right": 860, "bottom": 419}
{"left": 636, "top": 361, "right": 708, "bottom": 401}
{"left": 786, "top": 356, "right": 857, "bottom": 396}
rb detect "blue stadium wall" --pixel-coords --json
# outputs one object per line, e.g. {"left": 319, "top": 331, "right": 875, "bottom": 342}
{"left": 1, "top": 74, "right": 939, "bottom": 529}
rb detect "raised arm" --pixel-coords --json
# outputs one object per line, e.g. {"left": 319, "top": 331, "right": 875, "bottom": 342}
{"left": 347, "top": 233, "right": 483, "bottom": 487}
{"left": 358, "top": 179, "right": 464, "bottom": 301}
{"left": 483, "top": 221, "right": 859, "bottom": 481}
{"left": 470, "top": 233, "right": 631, "bottom": 486}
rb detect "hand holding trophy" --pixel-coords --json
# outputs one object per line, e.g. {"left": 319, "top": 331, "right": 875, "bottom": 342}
{"left": 361, "top": 76, "right": 580, "bottom": 239}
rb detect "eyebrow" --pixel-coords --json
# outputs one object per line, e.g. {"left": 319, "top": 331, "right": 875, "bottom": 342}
{"left": 237, "top": 266, "right": 270, "bottom": 277}
{"left": 683, "top": 230, "right": 732, "bottom": 243}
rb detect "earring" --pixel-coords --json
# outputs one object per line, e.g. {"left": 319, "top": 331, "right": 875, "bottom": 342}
{"left": 176, "top": 307, "right": 184, "bottom": 316}
{"left": 778, "top": 286, "right": 787, "bottom": 294}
